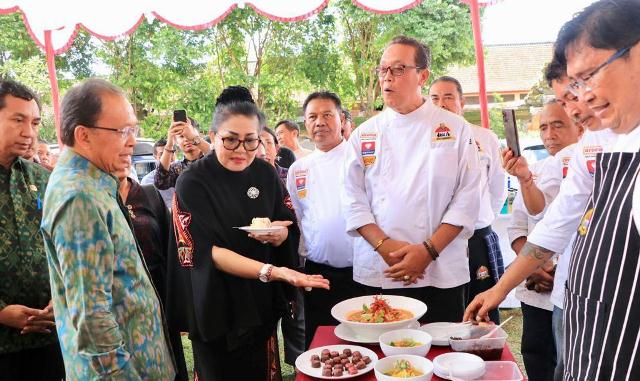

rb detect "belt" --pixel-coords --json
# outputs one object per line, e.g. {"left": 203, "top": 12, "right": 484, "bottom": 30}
{"left": 471, "top": 225, "right": 493, "bottom": 239}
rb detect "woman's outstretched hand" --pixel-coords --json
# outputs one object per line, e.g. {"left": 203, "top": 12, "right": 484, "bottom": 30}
{"left": 271, "top": 267, "right": 330, "bottom": 290}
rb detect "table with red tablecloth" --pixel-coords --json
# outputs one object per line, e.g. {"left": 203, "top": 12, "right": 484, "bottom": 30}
{"left": 295, "top": 326, "right": 525, "bottom": 381}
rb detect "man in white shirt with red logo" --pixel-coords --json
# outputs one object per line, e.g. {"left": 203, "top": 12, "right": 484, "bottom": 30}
{"left": 505, "top": 100, "right": 582, "bottom": 381}
{"left": 287, "top": 91, "right": 357, "bottom": 348}
{"left": 429, "top": 76, "right": 506, "bottom": 324}
{"left": 342, "top": 35, "right": 480, "bottom": 323}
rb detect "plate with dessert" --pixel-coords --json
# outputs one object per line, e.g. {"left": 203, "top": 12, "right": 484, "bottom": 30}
{"left": 235, "top": 217, "right": 286, "bottom": 233}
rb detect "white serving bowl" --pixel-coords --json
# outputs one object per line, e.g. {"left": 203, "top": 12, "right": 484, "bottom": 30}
{"left": 379, "top": 329, "right": 433, "bottom": 357}
{"left": 374, "top": 354, "right": 433, "bottom": 381}
{"left": 433, "top": 352, "right": 485, "bottom": 380}
{"left": 331, "top": 295, "right": 427, "bottom": 341}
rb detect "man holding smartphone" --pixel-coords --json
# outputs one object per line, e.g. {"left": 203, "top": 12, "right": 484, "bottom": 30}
{"left": 155, "top": 112, "right": 210, "bottom": 191}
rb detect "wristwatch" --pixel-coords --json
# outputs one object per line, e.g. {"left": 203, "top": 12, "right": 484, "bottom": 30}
{"left": 258, "top": 264, "right": 274, "bottom": 283}
{"left": 191, "top": 137, "right": 201, "bottom": 146}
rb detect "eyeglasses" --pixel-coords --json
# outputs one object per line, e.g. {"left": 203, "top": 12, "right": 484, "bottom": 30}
{"left": 84, "top": 125, "right": 140, "bottom": 139}
{"left": 568, "top": 45, "right": 631, "bottom": 96}
{"left": 216, "top": 134, "right": 261, "bottom": 151}
{"left": 374, "top": 64, "right": 425, "bottom": 78}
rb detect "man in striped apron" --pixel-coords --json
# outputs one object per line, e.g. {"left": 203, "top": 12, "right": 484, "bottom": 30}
{"left": 465, "top": 1, "right": 640, "bottom": 379}
{"left": 559, "top": 1, "right": 640, "bottom": 379}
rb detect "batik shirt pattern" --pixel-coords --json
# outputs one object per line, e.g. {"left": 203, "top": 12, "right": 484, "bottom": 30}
{"left": 41, "top": 150, "right": 175, "bottom": 380}
{"left": 0, "top": 158, "right": 56, "bottom": 354}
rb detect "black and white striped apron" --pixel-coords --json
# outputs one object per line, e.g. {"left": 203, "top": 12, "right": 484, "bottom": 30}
{"left": 564, "top": 150, "right": 640, "bottom": 380}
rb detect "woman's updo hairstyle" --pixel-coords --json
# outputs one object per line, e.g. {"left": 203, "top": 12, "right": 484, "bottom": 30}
{"left": 211, "top": 86, "right": 262, "bottom": 133}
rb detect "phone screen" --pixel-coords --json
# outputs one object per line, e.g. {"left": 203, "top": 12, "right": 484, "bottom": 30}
{"left": 173, "top": 109, "right": 187, "bottom": 123}
{"left": 502, "top": 109, "right": 521, "bottom": 157}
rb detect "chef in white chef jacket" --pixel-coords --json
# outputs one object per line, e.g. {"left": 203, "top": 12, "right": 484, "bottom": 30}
{"left": 429, "top": 76, "right": 507, "bottom": 324}
{"left": 286, "top": 91, "right": 360, "bottom": 348}
{"left": 341, "top": 35, "right": 481, "bottom": 323}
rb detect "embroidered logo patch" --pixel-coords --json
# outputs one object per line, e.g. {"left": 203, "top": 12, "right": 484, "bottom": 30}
{"left": 583, "top": 145, "right": 603, "bottom": 177}
{"left": 360, "top": 135, "right": 377, "bottom": 167}
{"left": 476, "top": 265, "right": 490, "bottom": 280}
{"left": 433, "top": 123, "right": 455, "bottom": 142}
{"left": 172, "top": 194, "right": 194, "bottom": 268}
{"left": 562, "top": 156, "right": 571, "bottom": 178}
{"left": 295, "top": 172, "right": 307, "bottom": 199}
{"left": 578, "top": 208, "right": 594, "bottom": 236}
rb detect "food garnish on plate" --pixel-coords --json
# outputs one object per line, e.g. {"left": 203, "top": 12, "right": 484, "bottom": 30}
{"left": 347, "top": 295, "right": 413, "bottom": 323}
{"left": 384, "top": 359, "right": 423, "bottom": 378}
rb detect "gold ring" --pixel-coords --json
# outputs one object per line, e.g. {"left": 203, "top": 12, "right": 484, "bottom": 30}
{"left": 403, "top": 275, "right": 410, "bottom": 281}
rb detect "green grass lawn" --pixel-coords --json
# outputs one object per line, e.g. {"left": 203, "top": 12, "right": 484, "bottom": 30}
{"left": 181, "top": 308, "right": 526, "bottom": 380}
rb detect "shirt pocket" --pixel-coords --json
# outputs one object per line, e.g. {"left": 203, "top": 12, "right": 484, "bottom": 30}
{"left": 564, "top": 289, "right": 607, "bottom": 381}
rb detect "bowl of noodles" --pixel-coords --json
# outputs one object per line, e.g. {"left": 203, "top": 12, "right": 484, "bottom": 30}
{"left": 331, "top": 295, "right": 427, "bottom": 341}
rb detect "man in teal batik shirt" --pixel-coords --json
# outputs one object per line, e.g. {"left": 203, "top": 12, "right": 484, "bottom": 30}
{"left": 41, "top": 79, "right": 175, "bottom": 380}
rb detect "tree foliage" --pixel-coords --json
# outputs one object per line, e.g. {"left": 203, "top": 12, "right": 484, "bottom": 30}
{"left": 0, "top": 3, "right": 477, "bottom": 140}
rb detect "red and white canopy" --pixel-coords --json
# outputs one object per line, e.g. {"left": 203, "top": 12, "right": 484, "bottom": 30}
{"left": 0, "top": 0, "right": 502, "bottom": 142}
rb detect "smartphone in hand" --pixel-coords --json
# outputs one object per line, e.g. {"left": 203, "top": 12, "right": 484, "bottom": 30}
{"left": 173, "top": 109, "right": 187, "bottom": 123}
{"left": 502, "top": 109, "right": 521, "bottom": 157}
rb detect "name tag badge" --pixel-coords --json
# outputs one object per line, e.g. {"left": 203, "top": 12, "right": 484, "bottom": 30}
{"left": 360, "top": 132, "right": 377, "bottom": 167}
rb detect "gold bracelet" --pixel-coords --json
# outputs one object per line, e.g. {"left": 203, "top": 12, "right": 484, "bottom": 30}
{"left": 373, "top": 236, "right": 390, "bottom": 251}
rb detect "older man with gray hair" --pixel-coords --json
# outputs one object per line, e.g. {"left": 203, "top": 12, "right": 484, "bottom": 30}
{"left": 41, "top": 78, "right": 175, "bottom": 380}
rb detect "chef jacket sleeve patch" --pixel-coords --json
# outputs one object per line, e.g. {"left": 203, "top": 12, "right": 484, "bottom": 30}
{"left": 172, "top": 193, "right": 195, "bottom": 268}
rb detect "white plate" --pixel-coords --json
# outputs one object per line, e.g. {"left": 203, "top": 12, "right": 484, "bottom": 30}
{"left": 234, "top": 226, "right": 285, "bottom": 233}
{"left": 334, "top": 321, "right": 420, "bottom": 344}
{"left": 433, "top": 352, "right": 485, "bottom": 380}
{"left": 295, "top": 344, "right": 378, "bottom": 379}
{"left": 420, "top": 322, "right": 471, "bottom": 346}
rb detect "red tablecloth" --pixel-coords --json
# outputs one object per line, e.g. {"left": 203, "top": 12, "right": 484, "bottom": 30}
{"left": 294, "top": 326, "right": 523, "bottom": 381}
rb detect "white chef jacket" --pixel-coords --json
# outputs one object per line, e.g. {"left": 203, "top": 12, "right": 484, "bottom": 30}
{"left": 527, "top": 129, "right": 618, "bottom": 253}
{"left": 286, "top": 140, "right": 353, "bottom": 268}
{"left": 610, "top": 123, "right": 640, "bottom": 152}
{"left": 471, "top": 124, "right": 507, "bottom": 229}
{"left": 341, "top": 100, "right": 481, "bottom": 289}
{"left": 509, "top": 144, "right": 575, "bottom": 311}
{"left": 551, "top": 237, "right": 573, "bottom": 309}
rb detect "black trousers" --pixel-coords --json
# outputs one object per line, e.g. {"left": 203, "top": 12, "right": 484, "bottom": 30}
{"left": 192, "top": 328, "right": 277, "bottom": 381}
{"left": 467, "top": 226, "right": 500, "bottom": 324}
{"left": 521, "top": 302, "right": 556, "bottom": 381}
{"left": 357, "top": 283, "right": 467, "bottom": 324}
{"left": 0, "top": 342, "right": 65, "bottom": 381}
{"left": 303, "top": 260, "right": 363, "bottom": 349}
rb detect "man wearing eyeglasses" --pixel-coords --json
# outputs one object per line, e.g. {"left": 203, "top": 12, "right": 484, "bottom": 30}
{"left": 342, "top": 35, "right": 481, "bottom": 323}
{"left": 40, "top": 79, "right": 175, "bottom": 380}
{"left": 465, "top": 0, "right": 640, "bottom": 379}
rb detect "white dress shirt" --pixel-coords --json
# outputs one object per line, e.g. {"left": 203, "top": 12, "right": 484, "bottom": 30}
{"left": 471, "top": 124, "right": 507, "bottom": 229}
{"left": 527, "top": 129, "right": 618, "bottom": 253}
{"left": 286, "top": 140, "right": 353, "bottom": 268}
{"left": 509, "top": 144, "right": 575, "bottom": 311}
{"left": 342, "top": 100, "right": 481, "bottom": 289}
